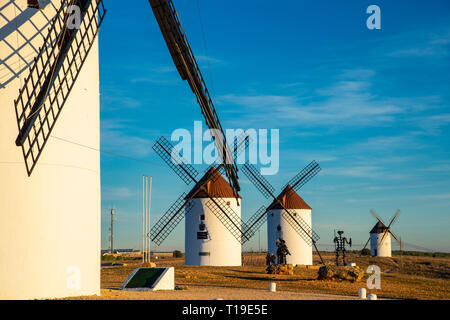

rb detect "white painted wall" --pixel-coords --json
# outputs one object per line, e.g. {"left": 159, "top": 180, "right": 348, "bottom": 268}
{"left": 185, "top": 198, "right": 242, "bottom": 266}
{"left": 0, "top": 2, "right": 100, "bottom": 299}
{"left": 370, "top": 233, "right": 392, "bottom": 257}
{"left": 267, "top": 208, "right": 313, "bottom": 266}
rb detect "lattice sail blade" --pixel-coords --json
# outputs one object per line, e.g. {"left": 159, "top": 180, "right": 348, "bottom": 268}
{"left": 241, "top": 163, "right": 276, "bottom": 199}
{"left": 242, "top": 206, "right": 268, "bottom": 243}
{"left": 279, "top": 208, "right": 320, "bottom": 247}
{"left": 14, "top": 0, "right": 106, "bottom": 176}
{"left": 148, "top": 0, "right": 240, "bottom": 194}
{"left": 152, "top": 136, "right": 199, "bottom": 185}
{"left": 204, "top": 133, "right": 252, "bottom": 183}
{"left": 282, "top": 160, "right": 321, "bottom": 193}
{"left": 234, "top": 132, "right": 253, "bottom": 161}
{"left": 150, "top": 193, "right": 195, "bottom": 246}
{"left": 205, "top": 198, "right": 248, "bottom": 244}
{"left": 387, "top": 209, "right": 401, "bottom": 229}
{"left": 370, "top": 209, "right": 386, "bottom": 225}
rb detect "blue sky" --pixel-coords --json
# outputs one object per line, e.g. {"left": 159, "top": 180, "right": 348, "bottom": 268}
{"left": 98, "top": 0, "right": 450, "bottom": 252}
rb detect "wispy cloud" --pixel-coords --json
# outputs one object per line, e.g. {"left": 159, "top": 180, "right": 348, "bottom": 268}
{"left": 102, "top": 186, "right": 136, "bottom": 201}
{"left": 219, "top": 69, "right": 406, "bottom": 128}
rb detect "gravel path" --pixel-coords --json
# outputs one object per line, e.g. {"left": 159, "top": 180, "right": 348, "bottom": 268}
{"left": 70, "top": 285, "right": 360, "bottom": 300}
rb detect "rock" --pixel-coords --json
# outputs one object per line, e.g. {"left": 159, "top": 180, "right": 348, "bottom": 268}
{"left": 266, "top": 264, "right": 295, "bottom": 275}
{"left": 318, "top": 265, "right": 364, "bottom": 282}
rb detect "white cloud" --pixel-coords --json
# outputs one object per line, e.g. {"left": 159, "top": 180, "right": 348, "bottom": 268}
{"left": 102, "top": 187, "right": 135, "bottom": 200}
{"left": 218, "top": 69, "right": 408, "bottom": 128}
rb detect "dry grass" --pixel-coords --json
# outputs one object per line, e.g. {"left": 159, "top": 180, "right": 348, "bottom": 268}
{"left": 100, "top": 253, "right": 450, "bottom": 300}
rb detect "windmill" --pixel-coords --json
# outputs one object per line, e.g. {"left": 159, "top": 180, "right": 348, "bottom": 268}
{"left": 361, "top": 209, "right": 402, "bottom": 257}
{"left": 14, "top": 0, "right": 106, "bottom": 176}
{"left": 148, "top": 0, "right": 240, "bottom": 199}
{"left": 0, "top": 1, "right": 106, "bottom": 299}
{"left": 241, "top": 161, "right": 325, "bottom": 265}
{"left": 150, "top": 134, "right": 251, "bottom": 266}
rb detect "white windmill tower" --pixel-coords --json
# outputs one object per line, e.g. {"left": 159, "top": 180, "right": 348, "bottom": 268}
{"left": 150, "top": 136, "right": 250, "bottom": 267}
{"left": 267, "top": 186, "right": 313, "bottom": 265}
{"left": 0, "top": 1, "right": 106, "bottom": 299}
{"left": 184, "top": 167, "right": 243, "bottom": 266}
{"left": 241, "top": 161, "right": 324, "bottom": 266}
{"left": 362, "top": 210, "right": 402, "bottom": 257}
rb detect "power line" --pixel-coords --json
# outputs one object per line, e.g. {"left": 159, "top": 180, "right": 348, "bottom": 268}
{"left": 50, "top": 135, "right": 164, "bottom": 167}
{"left": 196, "top": 0, "right": 216, "bottom": 100}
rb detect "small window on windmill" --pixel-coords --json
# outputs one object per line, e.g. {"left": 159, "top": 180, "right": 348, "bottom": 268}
{"left": 200, "top": 214, "right": 205, "bottom": 221}
{"left": 277, "top": 225, "right": 281, "bottom": 232}
{"left": 293, "top": 212, "right": 297, "bottom": 217}
{"left": 226, "top": 201, "right": 231, "bottom": 206}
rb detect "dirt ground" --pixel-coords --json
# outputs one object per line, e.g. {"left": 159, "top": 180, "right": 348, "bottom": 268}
{"left": 70, "top": 286, "right": 359, "bottom": 300}
{"left": 68, "top": 252, "right": 450, "bottom": 300}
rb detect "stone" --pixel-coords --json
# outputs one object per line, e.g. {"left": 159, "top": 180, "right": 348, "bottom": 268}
{"left": 266, "top": 264, "right": 295, "bottom": 275}
{"left": 317, "top": 265, "right": 364, "bottom": 282}
{"left": 368, "top": 293, "right": 377, "bottom": 300}
{"left": 142, "top": 262, "right": 157, "bottom": 267}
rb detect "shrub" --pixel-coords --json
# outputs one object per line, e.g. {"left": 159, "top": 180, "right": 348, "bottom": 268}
{"left": 360, "top": 248, "right": 371, "bottom": 256}
{"left": 102, "top": 254, "right": 115, "bottom": 261}
{"left": 173, "top": 250, "right": 183, "bottom": 258}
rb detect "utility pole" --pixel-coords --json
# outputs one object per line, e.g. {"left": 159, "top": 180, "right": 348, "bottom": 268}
{"left": 258, "top": 229, "right": 261, "bottom": 252}
{"left": 109, "top": 209, "right": 115, "bottom": 254}
{"left": 142, "top": 176, "right": 152, "bottom": 264}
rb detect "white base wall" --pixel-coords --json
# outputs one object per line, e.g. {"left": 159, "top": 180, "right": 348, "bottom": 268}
{"left": 0, "top": 2, "right": 101, "bottom": 299}
{"left": 370, "top": 233, "right": 392, "bottom": 257}
{"left": 267, "top": 209, "right": 313, "bottom": 266}
{"left": 185, "top": 198, "right": 242, "bottom": 266}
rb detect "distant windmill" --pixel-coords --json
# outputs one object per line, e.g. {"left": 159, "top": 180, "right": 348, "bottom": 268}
{"left": 361, "top": 209, "right": 402, "bottom": 257}
{"left": 148, "top": 0, "right": 240, "bottom": 198}
{"left": 241, "top": 161, "right": 324, "bottom": 265}
{"left": 150, "top": 134, "right": 251, "bottom": 266}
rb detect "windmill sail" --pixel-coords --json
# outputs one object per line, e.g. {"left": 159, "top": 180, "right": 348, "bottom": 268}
{"left": 241, "top": 163, "right": 276, "bottom": 199}
{"left": 14, "top": 0, "right": 106, "bottom": 176}
{"left": 151, "top": 193, "right": 195, "bottom": 246}
{"left": 242, "top": 206, "right": 268, "bottom": 242}
{"left": 282, "top": 160, "right": 321, "bottom": 193}
{"left": 150, "top": 135, "right": 251, "bottom": 246}
{"left": 205, "top": 198, "right": 249, "bottom": 244}
{"left": 153, "top": 136, "right": 199, "bottom": 185}
{"left": 148, "top": 0, "right": 240, "bottom": 196}
{"left": 241, "top": 162, "right": 321, "bottom": 248}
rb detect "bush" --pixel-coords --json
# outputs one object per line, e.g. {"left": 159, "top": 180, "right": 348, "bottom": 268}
{"left": 360, "top": 248, "right": 371, "bottom": 256}
{"left": 173, "top": 250, "right": 183, "bottom": 258}
{"left": 102, "top": 254, "right": 115, "bottom": 261}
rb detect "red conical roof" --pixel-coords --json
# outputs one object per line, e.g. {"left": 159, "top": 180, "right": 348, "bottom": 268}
{"left": 370, "top": 221, "right": 389, "bottom": 234}
{"left": 185, "top": 167, "right": 242, "bottom": 199}
{"left": 268, "top": 185, "right": 311, "bottom": 210}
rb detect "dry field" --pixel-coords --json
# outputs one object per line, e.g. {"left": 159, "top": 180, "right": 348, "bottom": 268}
{"left": 73, "top": 252, "right": 450, "bottom": 300}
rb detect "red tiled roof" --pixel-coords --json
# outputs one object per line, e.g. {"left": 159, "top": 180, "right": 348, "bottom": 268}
{"left": 268, "top": 185, "right": 311, "bottom": 210}
{"left": 185, "top": 167, "right": 242, "bottom": 199}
